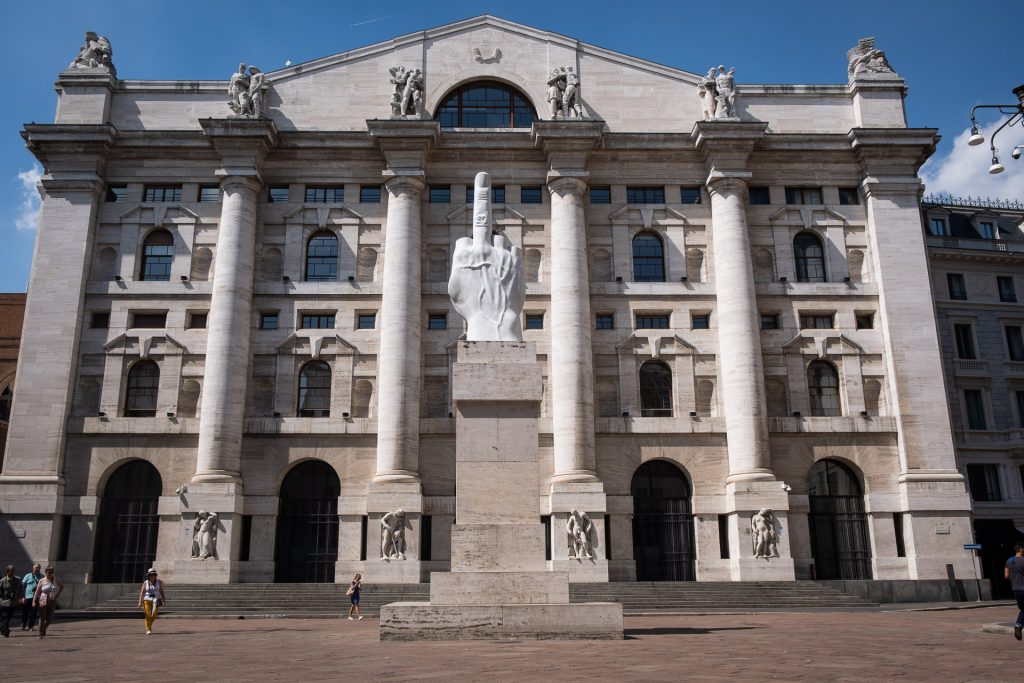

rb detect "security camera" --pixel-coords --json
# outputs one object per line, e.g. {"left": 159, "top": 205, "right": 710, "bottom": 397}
{"left": 1013, "top": 147, "right": 1022, "bottom": 160}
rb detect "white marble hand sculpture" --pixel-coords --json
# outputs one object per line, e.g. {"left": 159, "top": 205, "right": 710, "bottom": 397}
{"left": 448, "top": 172, "right": 525, "bottom": 341}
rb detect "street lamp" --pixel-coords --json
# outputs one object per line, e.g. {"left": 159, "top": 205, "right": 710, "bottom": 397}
{"left": 966, "top": 83, "right": 1024, "bottom": 175}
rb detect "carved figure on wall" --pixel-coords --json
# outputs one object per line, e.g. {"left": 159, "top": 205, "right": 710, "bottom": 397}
{"left": 388, "top": 66, "right": 424, "bottom": 118}
{"left": 546, "top": 69, "right": 564, "bottom": 119}
{"left": 448, "top": 172, "right": 525, "bottom": 341}
{"left": 228, "top": 63, "right": 251, "bottom": 115}
{"left": 247, "top": 66, "right": 266, "bottom": 118}
{"left": 567, "top": 509, "right": 596, "bottom": 560}
{"left": 191, "top": 511, "right": 219, "bottom": 560}
{"left": 563, "top": 67, "right": 582, "bottom": 119}
{"left": 546, "top": 66, "right": 585, "bottom": 120}
{"left": 714, "top": 65, "right": 737, "bottom": 119}
{"left": 69, "top": 32, "right": 116, "bottom": 75}
{"left": 698, "top": 68, "right": 717, "bottom": 121}
{"left": 846, "top": 37, "right": 894, "bottom": 80}
{"left": 751, "top": 508, "right": 780, "bottom": 559}
{"left": 472, "top": 47, "right": 502, "bottom": 64}
{"left": 380, "top": 508, "right": 407, "bottom": 560}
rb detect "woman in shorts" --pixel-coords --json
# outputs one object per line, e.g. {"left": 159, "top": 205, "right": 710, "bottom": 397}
{"left": 347, "top": 573, "right": 363, "bottom": 620}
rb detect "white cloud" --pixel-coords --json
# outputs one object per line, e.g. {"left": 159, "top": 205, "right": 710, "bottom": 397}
{"left": 14, "top": 164, "right": 42, "bottom": 231}
{"left": 921, "top": 118, "right": 1024, "bottom": 204}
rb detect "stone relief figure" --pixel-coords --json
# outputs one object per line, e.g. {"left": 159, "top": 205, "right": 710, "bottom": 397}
{"left": 388, "top": 66, "right": 424, "bottom": 118}
{"left": 846, "top": 37, "right": 894, "bottom": 80}
{"left": 191, "top": 511, "right": 219, "bottom": 560}
{"left": 697, "top": 68, "right": 718, "bottom": 121}
{"left": 696, "top": 66, "right": 738, "bottom": 120}
{"left": 227, "top": 63, "right": 268, "bottom": 117}
{"left": 448, "top": 172, "right": 525, "bottom": 341}
{"left": 751, "top": 508, "right": 780, "bottom": 559}
{"left": 69, "top": 32, "right": 116, "bottom": 75}
{"left": 247, "top": 66, "right": 266, "bottom": 118}
{"left": 380, "top": 508, "right": 407, "bottom": 560}
{"left": 545, "top": 66, "right": 585, "bottom": 120}
{"left": 567, "top": 509, "right": 596, "bottom": 560}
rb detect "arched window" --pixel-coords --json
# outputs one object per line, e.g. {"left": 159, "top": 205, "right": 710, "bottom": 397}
{"left": 139, "top": 230, "right": 174, "bottom": 281}
{"left": 298, "top": 361, "right": 331, "bottom": 417}
{"left": 436, "top": 81, "right": 536, "bottom": 129}
{"left": 807, "top": 360, "right": 840, "bottom": 417}
{"left": 793, "top": 232, "right": 826, "bottom": 283}
{"left": 305, "top": 232, "right": 338, "bottom": 282}
{"left": 639, "top": 361, "right": 672, "bottom": 417}
{"left": 633, "top": 232, "right": 665, "bottom": 282}
{"left": 125, "top": 361, "right": 159, "bottom": 417}
{"left": 0, "top": 386, "right": 11, "bottom": 421}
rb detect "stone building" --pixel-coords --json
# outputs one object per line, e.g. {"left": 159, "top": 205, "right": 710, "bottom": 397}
{"left": 0, "top": 17, "right": 976, "bottom": 593}
{"left": 922, "top": 194, "right": 1024, "bottom": 596}
{"left": 0, "top": 293, "right": 25, "bottom": 469}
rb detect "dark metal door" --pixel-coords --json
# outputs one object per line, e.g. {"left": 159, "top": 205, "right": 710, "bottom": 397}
{"left": 808, "top": 494, "right": 872, "bottom": 579}
{"left": 275, "top": 461, "right": 340, "bottom": 583}
{"left": 632, "top": 460, "right": 696, "bottom": 581}
{"left": 94, "top": 460, "right": 161, "bottom": 583}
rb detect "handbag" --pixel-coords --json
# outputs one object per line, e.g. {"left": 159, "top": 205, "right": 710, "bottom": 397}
{"left": 345, "top": 584, "right": 356, "bottom": 597}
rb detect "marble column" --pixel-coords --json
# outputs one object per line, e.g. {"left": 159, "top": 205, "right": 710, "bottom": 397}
{"left": 547, "top": 175, "right": 598, "bottom": 484}
{"left": 193, "top": 175, "right": 261, "bottom": 482}
{"left": 707, "top": 176, "right": 773, "bottom": 483}
{"left": 373, "top": 175, "right": 425, "bottom": 483}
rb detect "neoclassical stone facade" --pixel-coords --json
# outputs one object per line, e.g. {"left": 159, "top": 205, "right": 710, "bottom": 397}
{"left": 0, "top": 17, "right": 976, "bottom": 589}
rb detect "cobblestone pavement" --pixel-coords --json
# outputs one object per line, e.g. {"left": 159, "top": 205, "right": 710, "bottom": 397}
{"left": 4, "top": 607, "right": 1020, "bottom": 682}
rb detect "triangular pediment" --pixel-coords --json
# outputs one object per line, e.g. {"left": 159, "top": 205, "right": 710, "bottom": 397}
{"left": 275, "top": 331, "right": 357, "bottom": 359}
{"left": 769, "top": 206, "right": 849, "bottom": 229}
{"left": 782, "top": 332, "right": 863, "bottom": 357}
{"left": 120, "top": 204, "right": 199, "bottom": 227}
{"left": 609, "top": 205, "right": 690, "bottom": 227}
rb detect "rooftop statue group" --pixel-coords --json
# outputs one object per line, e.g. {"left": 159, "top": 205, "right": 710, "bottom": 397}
{"left": 697, "top": 65, "right": 738, "bottom": 121}
{"left": 546, "top": 66, "right": 583, "bottom": 120}
{"left": 227, "top": 63, "right": 267, "bottom": 118}
{"left": 389, "top": 66, "right": 425, "bottom": 118}
{"left": 846, "top": 37, "right": 894, "bottom": 81}
{"left": 68, "top": 32, "right": 116, "bottom": 76}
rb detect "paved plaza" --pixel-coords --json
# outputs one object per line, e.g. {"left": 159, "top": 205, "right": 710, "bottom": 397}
{"left": 2, "top": 607, "right": 1020, "bottom": 682}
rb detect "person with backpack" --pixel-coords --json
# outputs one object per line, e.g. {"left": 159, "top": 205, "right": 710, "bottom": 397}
{"left": 1006, "top": 544, "right": 1024, "bottom": 641}
{"left": 137, "top": 568, "right": 165, "bottom": 635}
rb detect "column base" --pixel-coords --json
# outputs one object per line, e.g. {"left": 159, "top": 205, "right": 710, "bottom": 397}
{"left": 190, "top": 470, "right": 243, "bottom": 485}
{"left": 725, "top": 469, "right": 776, "bottom": 485}
{"left": 371, "top": 470, "right": 422, "bottom": 485}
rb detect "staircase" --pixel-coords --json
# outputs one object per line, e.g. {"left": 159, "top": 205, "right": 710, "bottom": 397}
{"left": 79, "top": 581, "right": 875, "bottom": 618}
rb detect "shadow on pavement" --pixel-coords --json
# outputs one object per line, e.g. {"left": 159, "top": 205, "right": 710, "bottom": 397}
{"left": 625, "top": 625, "right": 757, "bottom": 638}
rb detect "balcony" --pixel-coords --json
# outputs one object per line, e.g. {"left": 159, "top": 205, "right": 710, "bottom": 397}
{"left": 1005, "top": 361, "right": 1024, "bottom": 377}
{"left": 955, "top": 359, "right": 989, "bottom": 376}
{"left": 927, "top": 235, "right": 1024, "bottom": 258}
{"left": 955, "top": 429, "right": 1024, "bottom": 447}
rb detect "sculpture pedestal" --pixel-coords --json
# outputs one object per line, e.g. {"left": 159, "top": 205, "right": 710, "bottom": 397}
{"left": 380, "top": 341, "right": 622, "bottom": 640}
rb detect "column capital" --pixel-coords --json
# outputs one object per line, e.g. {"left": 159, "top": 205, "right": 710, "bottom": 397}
{"left": 705, "top": 172, "right": 751, "bottom": 197}
{"left": 546, "top": 173, "right": 588, "bottom": 198}
{"left": 384, "top": 173, "right": 426, "bottom": 197}
{"left": 201, "top": 117, "right": 278, "bottom": 179}
{"left": 691, "top": 120, "right": 767, "bottom": 178}
{"left": 219, "top": 175, "right": 263, "bottom": 195}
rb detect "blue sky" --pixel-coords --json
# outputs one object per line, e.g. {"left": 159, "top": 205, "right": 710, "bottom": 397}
{"left": 4, "top": 0, "right": 1022, "bottom": 292}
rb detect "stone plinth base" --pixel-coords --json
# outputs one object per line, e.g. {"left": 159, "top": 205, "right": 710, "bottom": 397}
{"left": 551, "top": 558, "right": 611, "bottom": 583}
{"left": 379, "top": 602, "right": 623, "bottom": 640}
{"left": 729, "top": 557, "right": 796, "bottom": 581}
{"left": 430, "top": 571, "right": 569, "bottom": 604}
{"left": 173, "top": 559, "right": 236, "bottom": 583}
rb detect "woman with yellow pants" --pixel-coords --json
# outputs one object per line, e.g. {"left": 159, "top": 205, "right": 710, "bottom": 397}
{"left": 137, "top": 569, "right": 165, "bottom": 634}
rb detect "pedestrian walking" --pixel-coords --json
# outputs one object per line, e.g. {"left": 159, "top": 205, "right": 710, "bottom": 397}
{"left": 0, "top": 565, "right": 21, "bottom": 637}
{"left": 346, "top": 573, "right": 364, "bottom": 620}
{"left": 1006, "top": 543, "right": 1024, "bottom": 641}
{"left": 33, "top": 566, "right": 63, "bottom": 638}
{"left": 137, "top": 568, "right": 165, "bottom": 635}
{"left": 20, "top": 564, "right": 42, "bottom": 631}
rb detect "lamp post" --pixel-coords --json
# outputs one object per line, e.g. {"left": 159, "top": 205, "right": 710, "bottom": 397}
{"left": 966, "top": 84, "right": 1024, "bottom": 175}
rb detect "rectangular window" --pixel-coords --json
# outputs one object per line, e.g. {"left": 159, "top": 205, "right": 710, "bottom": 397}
{"left": 855, "top": 313, "right": 875, "bottom": 330}
{"left": 998, "top": 276, "right": 1017, "bottom": 303}
{"left": 928, "top": 217, "right": 948, "bottom": 236}
{"left": 964, "top": 389, "right": 987, "bottom": 430}
{"left": 144, "top": 185, "right": 182, "bottom": 202}
{"left": 635, "top": 314, "right": 670, "bottom": 329}
{"left": 542, "top": 515, "right": 552, "bottom": 561}
{"left": 199, "top": 185, "right": 221, "bottom": 202}
{"left": 301, "top": 314, "right": 335, "bottom": 329}
{"left": 718, "top": 514, "right": 730, "bottom": 559}
{"left": 359, "top": 185, "right": 381, "bottom": 203}
{"left": 90, "top": 312, "right": 110, "bottom": 329}
{"left": 467, "top": 186, "right": 506, "bottom": 204}
{"left": 966, "top": 463, "right": 1001, "bottom": 501}
{"left": 604, "top": 514, "right": 612, "bottom": 561}
{"left": 429, "top": 186, "right": 450, "bottom": 203}
{"left": 590, "top": 187, "right": 611, "bottom": 204}
{"left": 748, "top": 186, "right": 770, "bottom": 205}
{"left": 680, "top": 187, "right": 702, "bottom": 204}
{"left": 893, "top": 513, "right": 906, "bottom": 558}
{"left": 237, "top": 515, "right": 252, "bottom": 561}
{"left": 427, "top": 313, "right": 447, "bottom": 330}
{"left": 267, "top": 186, "right": 290, "bottom": 203}
{"left": 525, "top": 314, "right": 544, "bottom": 330}
{"left": 799, "top": 314, "right": 834, "bottom": 329}
{"left": 260, "top": 313, "right": 279, "bottom": 330}
{"left": 520, "top": 186, "right": 543, "bottom": 204}
{"left": 838, "top": 187, "right": 860, "bottom": 205}
{"left": 947, "top": 273, "right": 967, "bottom": 300}
{"left": 785, "top": 187, "right": 822, "bottom": 205}
{"left": 760, "top": 313, "right": 779, "bottom": 330}
{"left": 979, "top": 221, "right": 996, "bottom": 239}
{"left": 420, "top": 515, "right": 432, "bottom": 562}
{"left": 305, "top": 187, "right": 344, "bottom": 203}
{"left": 954, "top": 323, "right": 976, "bottom": 359}
{"left": 105, "top": 185, "right": 127, "bottom": 203}
{"left": 357, "top": 313, "right": 376, "bottom": 330}
{"left": 1016, "top": 391, "right": 1024, "bottom": 428}
{"left": 131, "top": 312, "right": 167, "bottom": 329}
{"left": 1006, "top": 326, "right": 1024, "bottom": 361}
{"left": 186, "top": 312, "right": 208, "bottom": 329}
{"left": 691, "top": 313, "right": 710, "bottom": 329}
{"left": 626, "top": 186, "right": 665, "bottom": 204}
{"left": 360, "top": 516, "right": 368, "bottom": 561}
{"left": 595, "top": 313, "right": 615, "bottom": 329}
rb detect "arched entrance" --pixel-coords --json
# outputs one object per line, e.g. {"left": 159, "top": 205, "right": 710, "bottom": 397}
{"left": 631, "top": 460, "right": 695, "bottom": 581}
{"left": 93, "top": 460, "right": 162, "bottom": 583}
{"left": 275, "top": 461, "right": 340, "bottom": 583}
{"left": 807, "top": 459, "right": 872, "bottom": 579}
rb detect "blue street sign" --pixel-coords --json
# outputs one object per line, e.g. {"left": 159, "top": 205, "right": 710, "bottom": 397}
{"left": 963, "top": 543, "right": 982, "bottom": 550}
